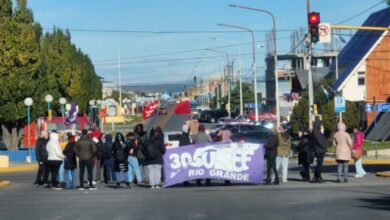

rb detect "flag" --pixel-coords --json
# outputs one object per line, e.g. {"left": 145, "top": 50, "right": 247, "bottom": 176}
{"left": 174, "top": 100, "right": 191, "bottom": 115}
{"left": 142, "top": 100, "right": 159, "bottom": 120}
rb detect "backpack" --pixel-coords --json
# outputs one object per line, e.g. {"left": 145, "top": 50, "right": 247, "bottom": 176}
{"left": 145, "top": 140, "right": 159, "bottom": 160}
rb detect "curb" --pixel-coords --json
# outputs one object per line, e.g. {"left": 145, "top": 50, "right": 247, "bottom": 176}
{"left": 324, "top": 158, "right": 390, "bottom": 165}
{"left": 376, "top": 171, "right": 390, "bottom": 178}
{"left": 0, "top": 180, "right": 11, "bottom": 188}
{"left": 0, "top": 164, "right": 38, "bottom": 173}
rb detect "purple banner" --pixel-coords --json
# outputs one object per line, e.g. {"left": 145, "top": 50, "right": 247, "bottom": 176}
{"left": 163, "top": 142, "right": 264, "bottom": 187}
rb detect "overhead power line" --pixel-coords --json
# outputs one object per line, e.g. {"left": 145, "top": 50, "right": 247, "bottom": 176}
{"left": 336, "top": 0, "right": 385, "bottom": 25}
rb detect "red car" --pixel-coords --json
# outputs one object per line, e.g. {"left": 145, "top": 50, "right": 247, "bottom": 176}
{"left": 159, "top": 107, "right": 168, "bottom": 115}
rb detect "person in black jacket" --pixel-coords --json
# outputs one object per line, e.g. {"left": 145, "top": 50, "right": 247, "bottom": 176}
{"left": 179, "top": 124, "right": 192, "bottom": 147}
{"left": 312, "top": 119, "right": 329, "bottom": 183}
{"left": 142, "top": 127, "right": 166, "bottom": 189}
{"left": 101, "top": 134, "right": 115, "bottom": 184}
{"left": 297, "top": 126, "right": 314, "bottom": 182}
{"left": 125, "top": 132, "right": 142, "bottom": 185}
{"left": 63, "top": 134, "right": 77, "bottom": 189}
{"left": 34, "top": 131, "right": 49, "bottom": 186}
{"left": 264, "top": 132, "right": 279, "bottom": 185}
{"left": 112, "top": 132, "right": 131, "bottom": 188}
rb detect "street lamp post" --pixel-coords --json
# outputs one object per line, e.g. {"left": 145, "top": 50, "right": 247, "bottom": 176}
{"left": 212, "top": 37, "right": 243, "bottom": 116}
{"left": 229, "top": 4, "right": 280, "bottom": 128}
{"left": 44, "top": 94, "right": 53, "bottom": 121}
{"left": 89, "top": 99, "right": 96, "bottom": 127}
{"left": 24, "top": 97, "right": 33, "bottom": 163}
{"left": 206, "top": 48, "right": 231, "bottom": 118}
{"left": 217, "top": 23, "right": 259, "bottom": 122}
{"left": 96, "top": 99, "right": 102, "bottom": 130}
{"left": 59, "top": 97, "right": 67, "bottom": 126}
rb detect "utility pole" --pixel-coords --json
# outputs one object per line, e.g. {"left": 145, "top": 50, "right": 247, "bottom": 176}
{"left": 118, "top": 50, "right": 122, "bottom": 110}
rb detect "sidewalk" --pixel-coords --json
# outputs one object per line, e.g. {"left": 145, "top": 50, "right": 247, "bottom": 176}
{"left": 323, "top": 156, "right": 390, "bottom": 165}
{"left": 0, "top": 163, "right": 38, "bottom": 173}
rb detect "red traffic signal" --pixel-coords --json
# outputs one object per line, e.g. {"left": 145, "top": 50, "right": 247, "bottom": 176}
{"left": 308, "top": 12, "right": 320, "bottom": 25}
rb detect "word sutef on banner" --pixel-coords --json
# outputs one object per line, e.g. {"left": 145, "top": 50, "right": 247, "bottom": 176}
{"left": 163, "top": 142, "right": 264, "bottom": 187}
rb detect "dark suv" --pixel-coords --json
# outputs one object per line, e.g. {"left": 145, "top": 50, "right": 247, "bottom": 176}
{"left": 198, "top": 109, "right": 228, "bottom": 123}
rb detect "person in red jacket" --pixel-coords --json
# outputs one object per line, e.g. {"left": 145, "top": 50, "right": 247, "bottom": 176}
{"left": 353, "top": 128, "right": 366, "bottom": 178}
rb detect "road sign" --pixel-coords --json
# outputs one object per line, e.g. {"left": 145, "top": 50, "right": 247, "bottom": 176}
{"left": 319, "top": 23, "right": 331, "bottom": 43}
{"left": 334, "top": 96, "right": 345, "bottom": 113}
{"left": 377, "top": 103, "right": 390, "bottom": 112}
{"left": 365, "top": 103, "right": 374, "bottom": 112}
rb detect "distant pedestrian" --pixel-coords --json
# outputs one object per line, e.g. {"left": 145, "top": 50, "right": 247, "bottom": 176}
{"left": 264, "top": 130, "right": 279, "bottom": 185}
{"left": 74, "top": 129, "right": 97, "bottom": 190}
{"left": 126, "top": 132, "right": 142, "bottom": 185}
{"left": 221, "top": 128, "right": 232, "bottom": 142}
{"left": 353, "top": 127, "right": 366, "bottom": 178}
{"left": 297, "top": 126, "right": 314, "bottom": 181}
{"left": 333, "top": 122, "right": 353, "bottom": 183}
{"left": 45, "top": 132, "right": 65, "bottom": 190}
{"left": 312, "top": 119, "right": 329, "bottom": 183}
{"left": 63, "top": 133, "right": 77, "bottom": 189}
{"left": 34, "top": 130, "right": 49, "bottom": 186}
{"left": 179, "top": 124, "right": 192, "bottom": 147}
{"left": 101, "top": 134, "right": 115, "bottom": 184}
{"left": 192, "top": 124, "right": 212, "bottom": 186}
{"left": 274, "top": 126, "right": 291, "bottom": 183}
{"left": 112, "top": 132, "right": 131, "bottom": 189}
{"left": 142, "top": 127, "right": 166, "bottom": 189}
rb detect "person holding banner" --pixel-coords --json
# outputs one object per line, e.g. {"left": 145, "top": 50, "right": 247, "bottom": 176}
{"left": 297, "top": 126, "right": 314, "bottom": 182}
{"left": 273, "top": 126, "right": 291, "bottom": 183}
{"left": 192, "top": 124, "right": 212, "bottom": 186}
{"left": 142, "top": 127, "right": 166, "bottom": 189}
{"left": 264, "top": 131, "right": 279, "bottom": 185}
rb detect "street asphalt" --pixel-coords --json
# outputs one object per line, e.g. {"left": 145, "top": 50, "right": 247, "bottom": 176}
{"left": 1, "top": 162, "right": 389, "bottom": 220}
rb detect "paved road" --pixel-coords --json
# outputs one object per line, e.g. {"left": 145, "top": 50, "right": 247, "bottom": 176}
{"left": 1, "top": 163, "right": 389, "bottom": 220}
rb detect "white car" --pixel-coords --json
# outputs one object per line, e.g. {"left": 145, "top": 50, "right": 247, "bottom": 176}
{"left": 164, "top": 131, "right": 182, "bottom": 148}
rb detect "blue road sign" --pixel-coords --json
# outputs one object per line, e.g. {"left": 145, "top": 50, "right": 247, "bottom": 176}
{"left": 334, "top": 96, "right": 345, "bottom": 113}
{"left": 377, "top": 103, "right": 390, "bottom": 112}
{"left": 365, "top": 104, "right": 374, "bottom": 112}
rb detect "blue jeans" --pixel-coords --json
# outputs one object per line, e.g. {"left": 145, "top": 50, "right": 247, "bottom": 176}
{"left": 115, "top": 172, "right": 130, "bottom": 184}
{"left": 64, "top": 169, "right": 76, "bottom": 189}
{"left": 58, "top": 161, "right": 64, "bottom": 183}
{"left": 128, "top": 156, "right": 142, "bottom": 183}
{"left": 355, "top": 158, "right": 366, "bottom": 176}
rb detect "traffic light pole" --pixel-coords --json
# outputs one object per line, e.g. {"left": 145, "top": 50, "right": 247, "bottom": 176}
{"left": 307, "top": 0, "right": 314, "bottom": 128}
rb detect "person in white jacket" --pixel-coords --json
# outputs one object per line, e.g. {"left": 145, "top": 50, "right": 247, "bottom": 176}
{"left": 44, "top": 132, "right": 65, "bottom": 189}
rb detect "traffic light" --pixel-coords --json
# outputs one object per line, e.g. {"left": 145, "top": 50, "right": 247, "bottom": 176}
{"left": 308, "top": 12, "right": 320, "bottom": 43}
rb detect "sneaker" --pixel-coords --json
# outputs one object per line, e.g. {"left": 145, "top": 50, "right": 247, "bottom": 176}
{"left": 155, "top": 185, "right": 161, "bottom": 189}
{"left": 53, "top": 185, "right": 63, "bottom": 190}
{"left": 78, "top": 186, "right": 85, "bottom": 191}
{"left": 354, "top": 174, "right": 363, "bottom": 178}
{"left": 150, "top": 186, "right": 156, "bottom": 189}
{"left": 336, "top": 179, "right": 342, "bottom": 183}
{"left": 89, "top": 185, "right": 97, "bottom": 190}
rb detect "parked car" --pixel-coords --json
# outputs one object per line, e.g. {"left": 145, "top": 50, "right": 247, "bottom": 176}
{"left": 210, "top": 124, "right": 265, "bottom": 141}
{"left": 164, "top": 131, "right": 182, "bottom": 148}
{"left": 198, "top": 109, "right": 228, "bottom": 123}
{"left": 231, "top": 128, "right": 274, "bottom": 145}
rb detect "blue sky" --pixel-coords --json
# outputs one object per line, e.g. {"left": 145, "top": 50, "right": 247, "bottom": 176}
{"left": 27, "top": 0, "right": 387, "bottom": 85}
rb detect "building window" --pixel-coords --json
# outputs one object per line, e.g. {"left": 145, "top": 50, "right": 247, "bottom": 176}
{"left": 357, "top": 71, "right": 365, "bottom": 86}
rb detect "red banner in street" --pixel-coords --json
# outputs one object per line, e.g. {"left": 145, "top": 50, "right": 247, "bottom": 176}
{"left": 174, "top": 100, "right": 191, "bottom": 115}
{"left": 142, "top": 100, "right": 159, "bottom": 120}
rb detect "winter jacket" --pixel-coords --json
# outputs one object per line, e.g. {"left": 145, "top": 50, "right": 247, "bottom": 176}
{"left": 333, "top": 122, "right": 353, "bottom": 161}
{"left": 63, "top": 141, "right": 77, "bottom": 170}
{"left": 74, "top": 134, "right": 97, "bottom": 161}
{"left": 35, "top": 137, "right": 48, "bottom": 162}
{"left": 142, "top": 133, "right": 166, "bottom": 166}
{"left": 277, "top": 132, "right": 291, "bottom": 157}
{"left": 265, "top": 134, "right": 278, "bottom": 158}
{"left": 298, "top": 134, "right": 314, "bottom": 165}
{"left": 312, "top": 120, "right": 329, "bottom": 156}
{"left": 179, "top": 132, "right": 192, "bottom": 147}
{"left": 46, "top": 133, "right": 65, "bottom": 161}
{"left": 353, "top": 131, "right": 364, "bottom": 153}
{"left": 95, "top": 140, "right": 104, "bottom": 160}
{"left": 112, "top": 133, "right": 130, "bottom": 172}
{"left": 126, "top": 138, "right": 140, "bottom": 157}
{"left": 101, "top": 135, "right": 114, "bottom": 166}
{"left": 192, "top": 132, "right": 212, "bottom": 144}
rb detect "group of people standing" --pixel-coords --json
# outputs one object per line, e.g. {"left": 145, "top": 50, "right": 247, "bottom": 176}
{"left": 34, "top": 123, "right": 166, "bottom": 190}
{"left": 264, "top": 119, "right": 366, "bottom": 185}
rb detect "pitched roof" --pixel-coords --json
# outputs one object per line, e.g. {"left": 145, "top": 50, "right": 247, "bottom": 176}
{"left": 332, "top": 7, "right": 390, "bottom": 91}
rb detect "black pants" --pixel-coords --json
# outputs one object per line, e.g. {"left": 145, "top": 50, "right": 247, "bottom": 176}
{"left": 314, "top": 153, "right": 324, "bottom": 180}
{"left": 266, "top": 155, "right": 278, "bottom": 181}
{"left": 103, "top": 164, "right": 115, "bottom": 184}
{"left": 302, "top": 163, "right": 311, "bottom": 180}
{"left": 79, "top": 159, "right": 94, "bottom": 187}
{"left": 45, "top": 160, "right": 62, "bottom": 187}
{"left": 35, "top": 161, "right": 46, "bottom": 185}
